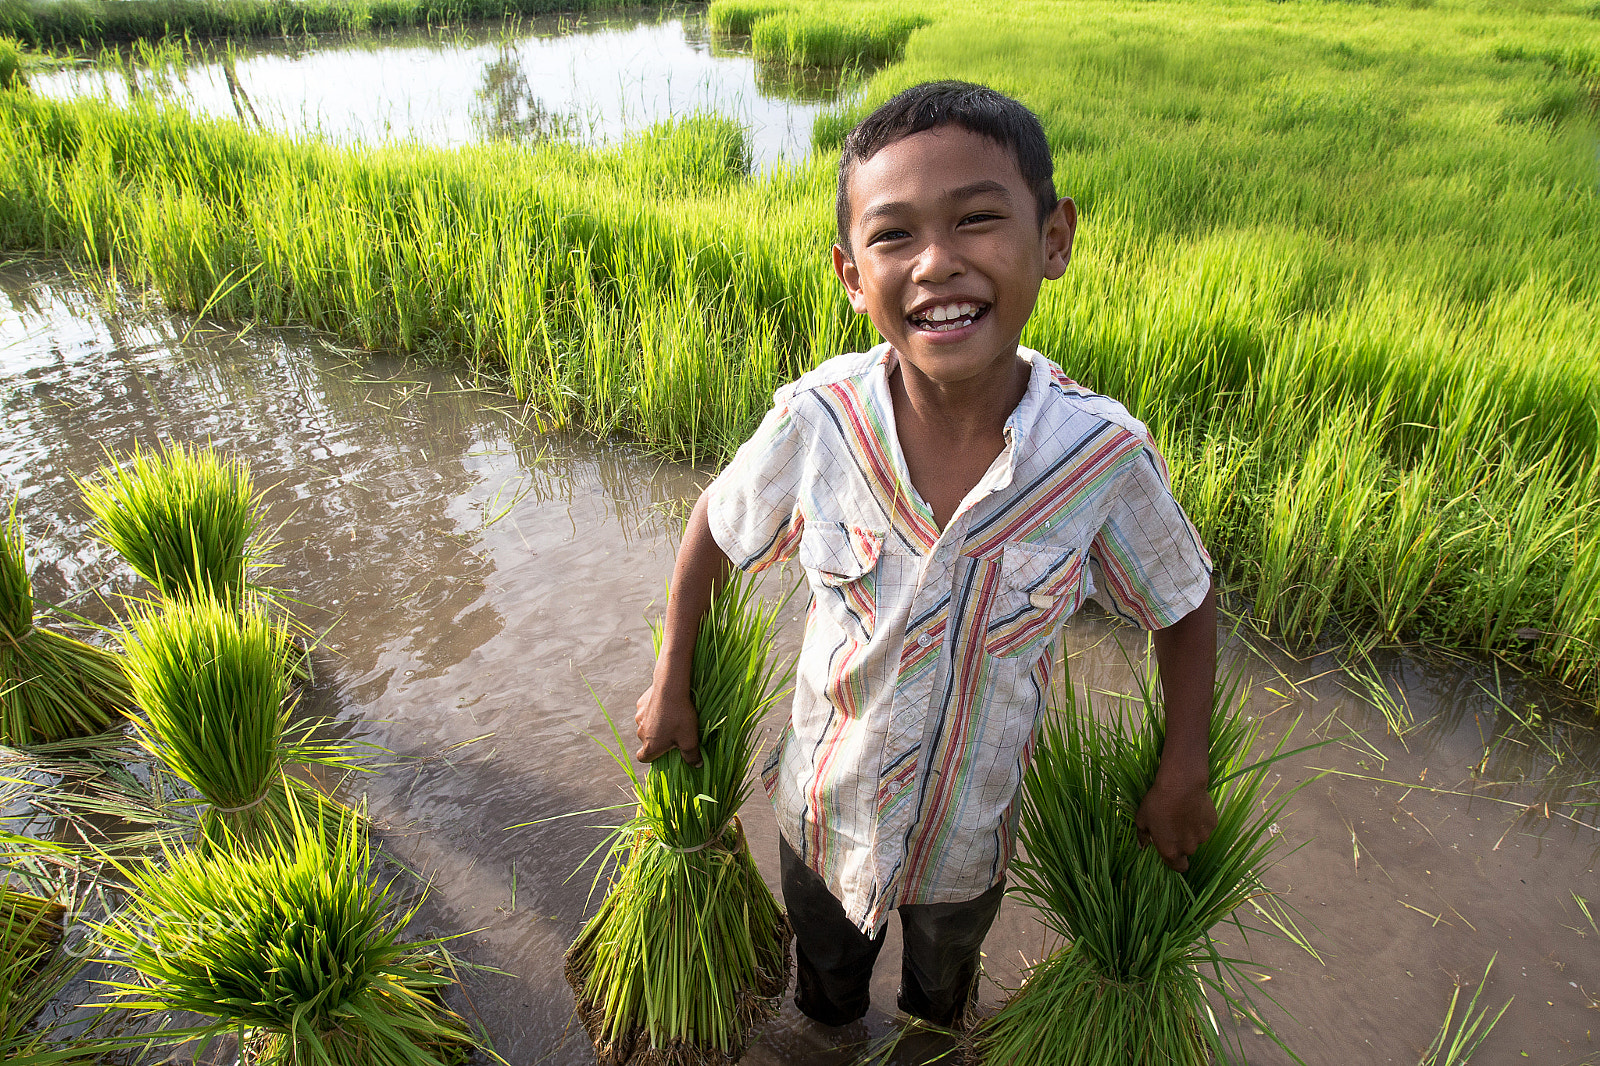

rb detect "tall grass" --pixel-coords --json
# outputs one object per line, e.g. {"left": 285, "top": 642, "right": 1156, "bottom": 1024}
{"left": 79, "top": 442, "right": 266, "bottom": 604}
{"left": 747, "top": 8, "right": 928, "bottom": 68}
{"left": 564, "top": 572, "right": 793, "bottom": 1064}
{"left": 975, "top": 661, "right": 1316, "bottom": 1065}
{"left": 0, "top": 35, "right": 23, "bottom": 89}
{"left": 0, "top": 0, "right": 648, "bottom": 49}
{"left": 0, "top": 507, "right": 130, "bottom": 745}
{"left": 2, "top": 0, "right": 1598, "bottom": 700}
{"left": 95, "top": 806, "right": 477, "bottom": 1066}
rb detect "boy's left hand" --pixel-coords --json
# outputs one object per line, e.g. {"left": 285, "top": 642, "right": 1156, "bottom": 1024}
{"left": 1134, "top": 773, "right": 1217, "bottom": 873}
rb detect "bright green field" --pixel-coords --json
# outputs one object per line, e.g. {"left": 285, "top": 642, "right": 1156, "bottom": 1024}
{"left": 2, "top": 0, "right": 1598, "bottom": 699}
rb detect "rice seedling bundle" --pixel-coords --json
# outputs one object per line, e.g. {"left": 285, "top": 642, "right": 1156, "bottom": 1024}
{"left": 976, "top": 665, "right": 1313, "bottom": 1066}
{"left": 0, "top": 881, "right": 94, "bottom": 1066}
{"left": 80, "top": 441, "right": 265, "bottom": 604}
{"left": 0, "top": 883, "right": 64, "bottom": 974}
{"left": 120, "top": 592, "right": 349, "bottom": 850}
{"left": 96, "top": 806, "right": 477, "bottom": 1066}
{"left": 0, "top": 508, "right": 130, "bottom": 745}
{"left": 564, "top": 572, "right": 793, "bottom": 1066}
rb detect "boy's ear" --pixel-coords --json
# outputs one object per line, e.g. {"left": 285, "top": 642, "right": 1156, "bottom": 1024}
{"left": 832, "top": 244, "right": 870, "bottom": 314}
{"left": 1043, "top": 197, "right": 1078, "bottom": 281}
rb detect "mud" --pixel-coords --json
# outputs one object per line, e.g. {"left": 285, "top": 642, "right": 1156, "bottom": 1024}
{"left": 2, "top": 259, "right": 1596, "bottom": 1065}
{"left": 26, "top": 6, "right": 845, "bottom": 166}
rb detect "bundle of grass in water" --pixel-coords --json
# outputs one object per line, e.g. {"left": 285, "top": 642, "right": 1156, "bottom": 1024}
{"left": 975, "top": 663, "right": 1315, "bottom": 1066}
{"left": 565, "top": 572, "right": 793, "bottom": 1066}
{"left": 80, "top": 442, "right": 266, "bottom": 603}
{"left": 0, "top": 883, "right": 64, "bottom": 975}
{"left": 120, "top": 593, "right": 350, "bottom": 851}
{"left": 0, "top": 507, "right": 131, "bottom": 746}
{"left": 97, "top": 806, "right": 477, "bottom": 1066}
{"left": 1, "top": 881, "right": 96, "bottom": 1066}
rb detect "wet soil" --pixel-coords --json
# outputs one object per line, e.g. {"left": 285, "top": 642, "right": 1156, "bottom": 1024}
{"left": 2, "top": 260, "right": 1596, "bottom": 1065}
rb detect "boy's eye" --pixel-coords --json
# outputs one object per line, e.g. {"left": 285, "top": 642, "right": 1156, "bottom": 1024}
{"left": 960, "top": 212, "right": 1002, "bottom": 225}
{"left": 867, "top": 228, "right": 909, "bottom": 245}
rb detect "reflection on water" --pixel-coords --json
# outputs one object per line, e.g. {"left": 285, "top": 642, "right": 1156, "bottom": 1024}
{"left": 3, "top": 260, "right": 1598, "bottom": 1064}
{"left": 29, "top": 6, "right": 847, "bottom": 165}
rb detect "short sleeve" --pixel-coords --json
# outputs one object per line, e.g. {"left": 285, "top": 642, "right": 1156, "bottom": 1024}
{"left": 1086, "top": 439, "right": 1212, "bottom": 629}
{"left": 706, "top": 388, "right": 808, "bottom": 573}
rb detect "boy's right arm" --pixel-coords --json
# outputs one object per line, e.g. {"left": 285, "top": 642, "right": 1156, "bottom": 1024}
{"left": 634, "top": 490, "right": 732, "bottom": 767}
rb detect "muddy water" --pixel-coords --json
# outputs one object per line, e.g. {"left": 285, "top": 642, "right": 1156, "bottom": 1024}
{"left": 3, "top": 259, "right": 1597, "bottom": 1065}
{"left": 27, "top": 6, "right": 842, "bottom": 167}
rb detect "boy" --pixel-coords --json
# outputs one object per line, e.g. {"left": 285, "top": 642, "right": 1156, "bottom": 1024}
{"left": 635, "top": 81, "right": 1218, "bottom": 1030}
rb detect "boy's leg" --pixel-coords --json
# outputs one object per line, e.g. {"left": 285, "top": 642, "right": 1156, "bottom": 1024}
{"left": 779, "top": 834, "right": 886, "bottom": 1025}
{"left": 895, "top": 878, "right": 1006, "bottom": 1028}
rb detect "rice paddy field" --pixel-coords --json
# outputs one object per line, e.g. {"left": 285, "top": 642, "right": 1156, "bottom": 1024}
{"left": 1, "top": 0, "right": 1598, "bottom": 1061}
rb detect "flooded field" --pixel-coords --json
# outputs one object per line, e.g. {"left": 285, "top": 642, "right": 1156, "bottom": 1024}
{"left": 24, "top": 6, "right": 842, "bottom": 165}
{"left": 3, "top": 257, "right": 1597, "bottom": 1065}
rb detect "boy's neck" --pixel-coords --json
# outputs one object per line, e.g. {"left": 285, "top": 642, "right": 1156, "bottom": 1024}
{"left": 888, "top": 349, "right": 1032, "bottom": 532}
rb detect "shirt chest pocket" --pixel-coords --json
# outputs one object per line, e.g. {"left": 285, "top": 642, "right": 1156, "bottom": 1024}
{"left": 984, "top": 543, "right": 1088, "bottom": 659}
{"left": 798, "top": 522, "right": 884, "bottom": 645}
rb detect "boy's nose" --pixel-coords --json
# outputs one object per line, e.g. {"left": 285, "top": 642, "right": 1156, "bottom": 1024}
{"left": 911, "top": 237, "right": 965, "bottom": 284}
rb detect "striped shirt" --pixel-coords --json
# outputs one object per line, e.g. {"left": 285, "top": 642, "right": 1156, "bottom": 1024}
{"left": 707, "top": 344, "right": 1212, "bottom": 935}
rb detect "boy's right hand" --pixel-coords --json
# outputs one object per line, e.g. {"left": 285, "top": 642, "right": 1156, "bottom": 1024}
{"left": 634, "top": 682, "right": 702, "bottom": 767}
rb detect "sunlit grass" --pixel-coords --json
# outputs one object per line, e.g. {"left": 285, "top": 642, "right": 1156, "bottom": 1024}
{"left": 1, "top": 0, "right": 1597, "bottom": 699}
{"left": 119, "top": 593, "right": 353, "bottom": 850}
{"left": 79, "top": 442, "right": 267, "bottom": 604}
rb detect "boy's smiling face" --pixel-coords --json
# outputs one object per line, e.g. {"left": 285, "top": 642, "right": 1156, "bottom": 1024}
{"left": 833, "top": 125, "right": 1076, "bottom": 392}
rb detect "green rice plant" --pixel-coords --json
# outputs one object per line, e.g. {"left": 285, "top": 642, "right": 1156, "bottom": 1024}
{"left": 95, "top": 804, "right": 478, "bottom": 1066}
{"left": 0, "top": 36, "right": 23, "bottom": 90}
{"left": 975, "top": 659, "right": 1318, "bottom": 1066}
{"left": 79, "top": 441, "right": 267, "bottom": 604}
{"left": 1416, "top": 956, "right": 1511, "bottom": 1066}
{"left": 0, "top": 507, "right": 131, "bottom": 746}
{"left": 707, "top": 0, "right": 789, "bottom": 36}
{"left": 120, "top": 593, "right": 352, "bottom": 851}
{"left": 564, "top": 571, "right": 794, "bottom": 1065}
{"left": 3, "top": 0, "right": 1600, "bottom": 700}
{"left": 751, "top": 8, "right": 927, "bottom": 68}
{"left": 0, "top": 882, "right": 63, "bottom": 977}
{"left": 0, "top": 882, "right": 94, "bottom": 1066}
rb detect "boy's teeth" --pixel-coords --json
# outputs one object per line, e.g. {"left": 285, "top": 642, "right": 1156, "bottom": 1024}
{"left": 914, "top": 302, "right": 982, "bottom": 330}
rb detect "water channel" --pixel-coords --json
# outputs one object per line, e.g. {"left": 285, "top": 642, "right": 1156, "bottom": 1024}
{"left": 3, "top": 258, "right": 1597, "bottom": 1064}
{"left": 26, "top": 6, "right": 843, "bottom": 167}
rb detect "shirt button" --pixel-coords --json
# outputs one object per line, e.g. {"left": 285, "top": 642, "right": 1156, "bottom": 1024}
{"left": 916, "top": 633, "right": 933, "bottom": 648}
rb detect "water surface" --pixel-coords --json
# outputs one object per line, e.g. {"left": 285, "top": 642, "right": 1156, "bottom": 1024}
{"left": 27, "top": 7, "right": 842, "bottom": 166}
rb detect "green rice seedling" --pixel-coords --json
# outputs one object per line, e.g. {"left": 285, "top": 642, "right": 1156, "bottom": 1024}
{"left": 975, "top": 658, "right": 1318, "bottom": 1066}
{"left": 564, "top": 570, "right": 794, "bottom": 1065}
{"left": 95, "top": 804, "right": 478, "bottom": 1066}
{"left": 0, "top": 882, "right": 63, "bottom": 975}
{"left": 1416, "top": 956, "right": 1511, "bottom": 1066}
{"left": 0, "top": 507, "right": 131, "bottom": 746}
{"left": 120, "top": 593, "right": 352, "bottom": 851}
{"left": 80, "top": 441, "right": 268, "bottom": 604}
{"left": 751, "top": 9, "right": 927, "bottom": 68}
{"left": 707, "top": 0, "right": 790, "bottom": 36}
{"left": 0, "top": 883, "right": 94, "bottom": 1066}
{"left": 0, "top": 36, "right": 24, "bottom": 90}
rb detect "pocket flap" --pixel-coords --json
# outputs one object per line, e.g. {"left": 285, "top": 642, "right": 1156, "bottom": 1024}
{"left": 798, "top": 522, "right": 884, "bottom": 586}
{"left": 999, "top": 543, "right": 1083, "bottom": 605}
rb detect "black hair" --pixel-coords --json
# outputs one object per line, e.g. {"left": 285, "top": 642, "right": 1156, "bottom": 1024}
{"left": 835, "top": 81, "right": 1058, "bottom": 255}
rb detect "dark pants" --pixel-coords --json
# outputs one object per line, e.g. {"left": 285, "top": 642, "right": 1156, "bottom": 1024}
{"left": 778, "top": 834, "right": 1006, "bottom": 1029}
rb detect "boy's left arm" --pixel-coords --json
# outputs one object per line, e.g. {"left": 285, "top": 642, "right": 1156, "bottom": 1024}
{"left": 1136, "top": 580, "right": 1219, "bottom": 872}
